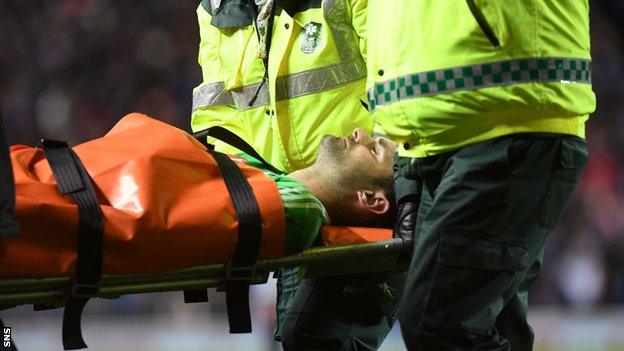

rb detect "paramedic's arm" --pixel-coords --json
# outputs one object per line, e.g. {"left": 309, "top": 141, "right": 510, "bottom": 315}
{"left": 347, "top": 0, "right": 367, "bottom": 62}
{"left": 191, "top": 4, "right": 248, "bottom": 153}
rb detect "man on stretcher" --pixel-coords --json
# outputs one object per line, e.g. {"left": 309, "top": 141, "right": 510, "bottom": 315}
{"left": 2, "top": 112, "right": 397, "bottom": 277}
{"left": 1, "top": 113, "right": 399, "bottom": 349}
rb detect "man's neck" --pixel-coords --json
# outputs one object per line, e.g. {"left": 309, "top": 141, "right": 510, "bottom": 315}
{"left": 289, "top": 166, "right": 336, "bottom": 213}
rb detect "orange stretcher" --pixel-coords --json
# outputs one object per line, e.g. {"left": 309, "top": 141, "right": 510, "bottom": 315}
{"left": 0, "top": 114, "right": 410, "bottom": 350}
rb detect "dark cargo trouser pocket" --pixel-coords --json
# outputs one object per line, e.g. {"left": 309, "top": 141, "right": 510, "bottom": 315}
{"left": 420, "top": 229, "right": 528, "bottom": 335}
{"left": 537, "top": 137, "right": 587, "bottom": 230}
{"left": 342, "top": 272, "right": 406, "bottom": 318}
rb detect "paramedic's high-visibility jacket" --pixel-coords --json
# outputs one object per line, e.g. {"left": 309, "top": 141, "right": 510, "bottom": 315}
{"left": 191, "top": 0, "right": 372, "bottom": 172}
{"left": 366, "top": 0, "right": 596, "bottom": 158}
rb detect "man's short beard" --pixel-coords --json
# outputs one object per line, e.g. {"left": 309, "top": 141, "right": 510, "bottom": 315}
{"left": 317, "top": 136, "right": 344, "bottom": 166}
{"left": 316, "top": 135, "right": 368, "bottom": 191}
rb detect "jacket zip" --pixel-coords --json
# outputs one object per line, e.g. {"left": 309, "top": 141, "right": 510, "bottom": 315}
{"left": 466, "top": 0, "right": 500, "bottom": 48}
{"left": 247, "top": 0, "right": 276, "bottom": 107}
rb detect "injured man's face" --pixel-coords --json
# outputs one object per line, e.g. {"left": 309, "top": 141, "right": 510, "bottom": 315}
{"left": 289, "top": 128, "right": 397, "bottom": 228}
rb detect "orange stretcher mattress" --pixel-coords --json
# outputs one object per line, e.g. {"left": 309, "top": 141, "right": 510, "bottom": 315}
{"left": 321, "top": 226, "right": 392, "bottom": 245}
{"left": 0, "top": 114, "right": 392, "bottom": 279}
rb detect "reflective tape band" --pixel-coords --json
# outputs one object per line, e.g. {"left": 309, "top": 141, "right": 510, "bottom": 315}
{"left": 193, "top": 57, "right": 366, "bottom": 112}
{"left": 367, "top": 57, "right": 592, "bottom": 110}
{"left": 232, "top": 82, "right": 270, "bottom": 111}
{"left": 192, "top": 82, "right": 234, "bottom": 112}
{"left": 193, "top": 81, "right": 269, "bottom": 112}
{"left": 324, "top": 0, "right": 361, "bottom": 61}
{"left": 276, "top": 57, "right": 366, "bottom": 100}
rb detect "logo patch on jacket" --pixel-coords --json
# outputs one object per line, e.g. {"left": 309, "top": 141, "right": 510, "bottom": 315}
{"left": 300, "top": 22, "right": 323, "bottom": 54}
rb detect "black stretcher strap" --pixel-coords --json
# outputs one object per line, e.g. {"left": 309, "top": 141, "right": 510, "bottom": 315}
{"left": 183, "top": 289, "right": 209, "bottom": 304}
{"left": 185, "top": 127, "right": 271, "bottom": 313}
{"left": 0, "top": 107, "right": 19, "bottom": 237}
{"left": 193, "top": 126, "right": 284, "bottom": 175}
{"left": 39, "top": 138, "right": 104, "bottom": 350}
{"left": 212, "top": 150, "right": 264, "bottom": 333}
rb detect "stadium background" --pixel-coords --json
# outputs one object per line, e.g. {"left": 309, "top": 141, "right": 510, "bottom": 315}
{"left": 1, "top": 1, "right": 623, "bottom": 350}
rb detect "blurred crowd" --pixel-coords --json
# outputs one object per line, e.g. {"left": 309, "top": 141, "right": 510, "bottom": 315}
{"left": 0, "top": 0, "right": 198, "bottom": 144}
{"left": 1, "top": 0, "right": 623, "bottom": 318}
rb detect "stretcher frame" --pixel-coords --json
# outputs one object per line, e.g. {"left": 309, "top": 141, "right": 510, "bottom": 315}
{"left": 0, "top": 237, "right": 411, "bottom": 309}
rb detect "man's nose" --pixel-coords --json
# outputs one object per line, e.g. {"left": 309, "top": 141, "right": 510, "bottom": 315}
{"left": 352, "top": 128, "right": 371, "bottom": 144}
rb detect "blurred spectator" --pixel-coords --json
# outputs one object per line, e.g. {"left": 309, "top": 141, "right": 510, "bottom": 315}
{"left": 0, "top": 0, "right": 199, "bottom": 145}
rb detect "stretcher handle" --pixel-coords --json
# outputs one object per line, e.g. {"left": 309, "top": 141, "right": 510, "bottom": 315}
{"left": 193, "top": 126, "right": 284, "bottom": 175}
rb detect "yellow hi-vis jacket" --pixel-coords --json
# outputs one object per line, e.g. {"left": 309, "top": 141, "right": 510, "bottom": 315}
{"left": 191, "top": 0, "right": 372, "bottom": 172}
{"left": 366, "top": 0, "right": 596, "bottom": 158}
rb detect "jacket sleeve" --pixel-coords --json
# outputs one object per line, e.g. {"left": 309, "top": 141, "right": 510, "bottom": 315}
{"left": 347, "top": 0, "right": 367, "bottom": 62}
{"left": 191, "top": 4, "right": 248, "bottom": 154}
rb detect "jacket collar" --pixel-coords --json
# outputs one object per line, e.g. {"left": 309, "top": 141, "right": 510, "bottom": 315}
{"left": 210, "top": 0, "right": 255, "bottom": 29}
{"left": 207, "top": 0, "right": 320, "bottom": 29}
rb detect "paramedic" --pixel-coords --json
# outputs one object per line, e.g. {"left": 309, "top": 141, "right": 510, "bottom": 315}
{"left": 191, "top": 0, "right": 403, "bottom": 349}
{"left": 366, "top": 1, "right": 595, "bottom": 350}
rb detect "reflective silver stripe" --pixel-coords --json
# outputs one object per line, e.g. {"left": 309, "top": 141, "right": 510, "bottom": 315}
{"left": 231, "top": 82, "right": 270, "bottom": 111}
{"left": 323, "top": 0, "right": 361, "bottom": 61}
{"left": 192, "top": 81, "right": 269, "bottom": 112}
{"left": 275, "top": 57, "right": 366, "bottom": 101}
{"left": 367, "top": 57, "right": 592, "bottom": 110}
{"left": 193, "top": 57, "right": 365, "bottom": 111}
{"left": 192, "top": 82, "right": 234, "bottom": 111}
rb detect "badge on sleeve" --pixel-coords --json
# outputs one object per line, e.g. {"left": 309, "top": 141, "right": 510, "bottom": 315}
{"left": 300, "top": 22, "right": 323, "bottom": 54}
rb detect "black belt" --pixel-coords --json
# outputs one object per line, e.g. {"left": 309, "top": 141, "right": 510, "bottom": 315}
{"left": 39, "top": 138, "right": 104, "bottom": 350}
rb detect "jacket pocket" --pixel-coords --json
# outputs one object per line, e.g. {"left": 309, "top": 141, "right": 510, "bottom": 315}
{"left": 466, "top": 0, "right": 500, "bottom": 48}
{"left": 420, "top": 229, "right": 528, "bottom": 334}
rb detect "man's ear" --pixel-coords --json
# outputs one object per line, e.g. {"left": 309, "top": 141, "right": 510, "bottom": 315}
{"left": 356, "top": 190, "right": 390, "bottom": 215}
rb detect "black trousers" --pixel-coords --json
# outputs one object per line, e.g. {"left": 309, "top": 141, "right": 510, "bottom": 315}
{"left": 281, "top": 272, "right": 405, "bottom": 351}
{"left": 395, "top": 133, "right": 587, "bottom": 350}
{"left": 0, "top": 114, "right": 19, "bottom": 237}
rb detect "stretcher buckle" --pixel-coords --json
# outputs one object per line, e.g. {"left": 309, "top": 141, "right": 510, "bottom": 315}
{"left": 37, "top": 138, "right": 69, "bottom": 149}
{"left": 70, "top": 283, "right": 100, "bottom": 298}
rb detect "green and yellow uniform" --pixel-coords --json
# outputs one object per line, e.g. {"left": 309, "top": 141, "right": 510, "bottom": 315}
{"left": 366, "top": 1, "right": 595, "bottom": 349}
{"left": 367, "top": 0, "right": 595, "bottom": 158}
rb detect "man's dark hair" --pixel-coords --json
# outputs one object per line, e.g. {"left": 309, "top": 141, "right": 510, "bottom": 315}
{"left": 371, "top": 172, "right": 397, "bottom": 228}
{"left": 336, "top": 172, "right": 397, "bottom": 229}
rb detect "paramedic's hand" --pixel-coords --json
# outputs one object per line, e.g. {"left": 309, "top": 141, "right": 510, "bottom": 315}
{"left": 393, "top": 198, "right": 417, "bottom": 252}
{"left": 392, "top": 155, "right": 420, "bottom": 253}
